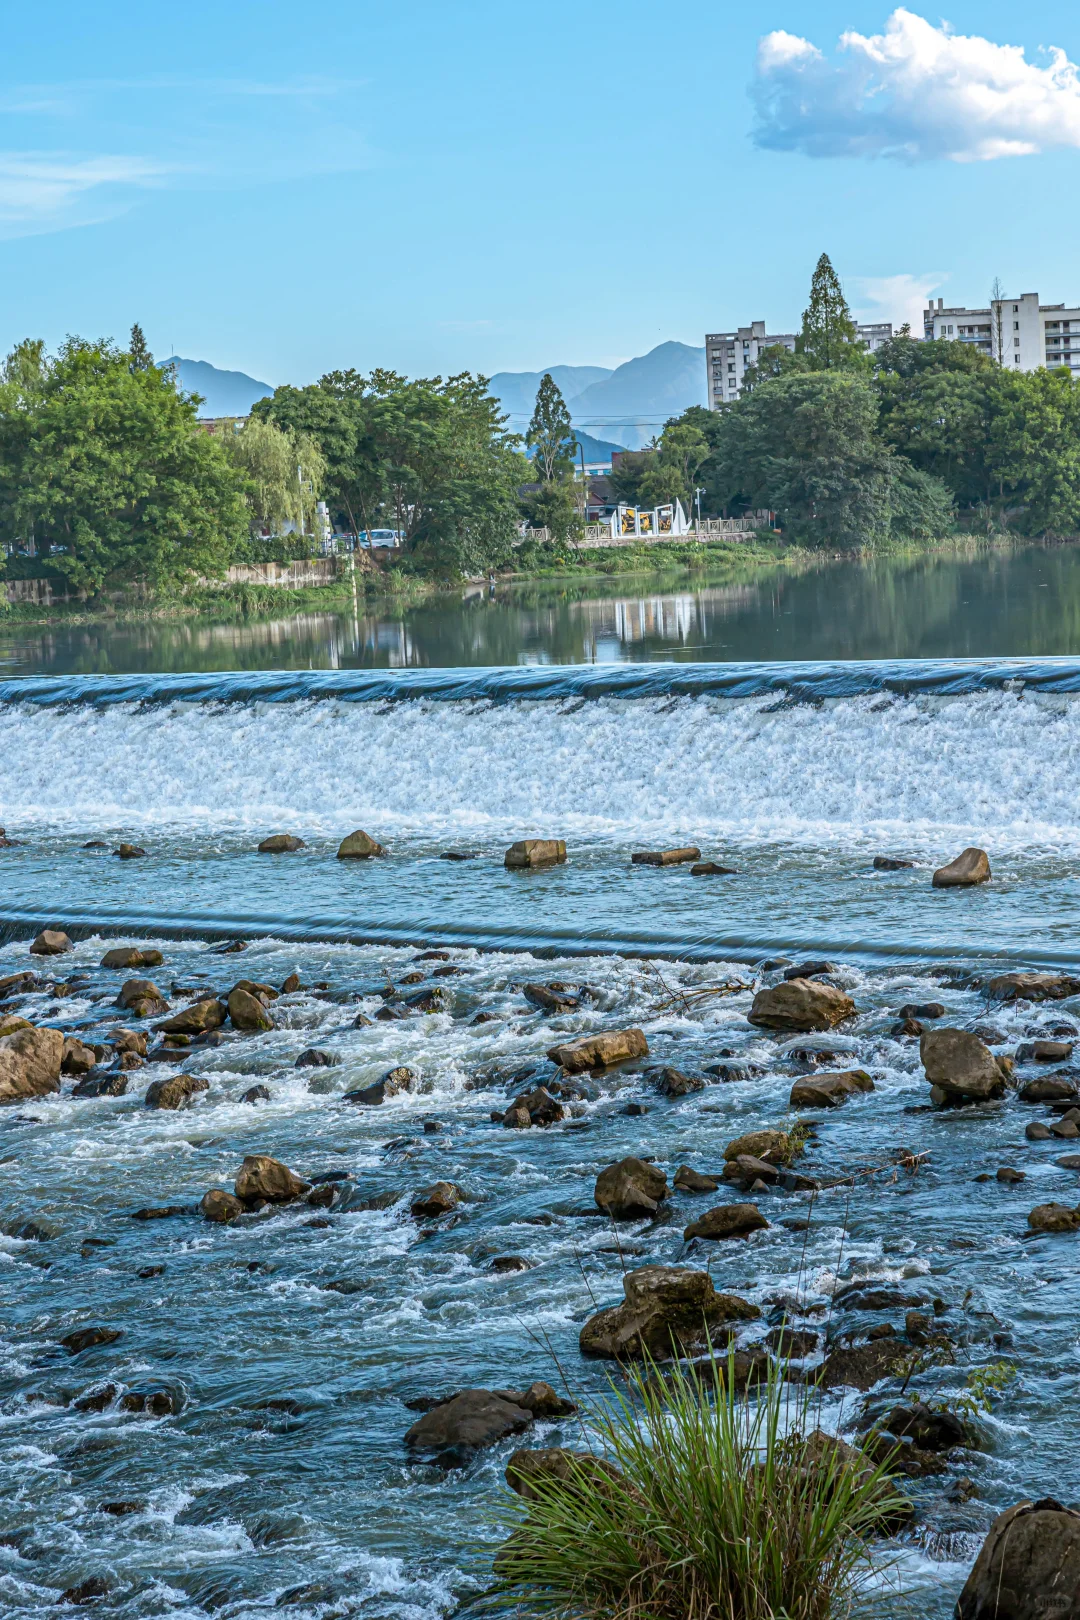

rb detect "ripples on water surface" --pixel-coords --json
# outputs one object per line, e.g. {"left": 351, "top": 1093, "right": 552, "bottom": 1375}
{"left": 3, "top": 649, "right": 1080, "bottom": 1617}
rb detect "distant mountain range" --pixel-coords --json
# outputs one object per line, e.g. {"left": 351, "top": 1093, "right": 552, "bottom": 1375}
{"left": 168, "top": 339, "right": 708, "bottom": 454}
{"left": 166, "top": 356, "right": 272, "bottom": 418}
{"left": 490, "top": 341, "right": 707, "bottom": 450}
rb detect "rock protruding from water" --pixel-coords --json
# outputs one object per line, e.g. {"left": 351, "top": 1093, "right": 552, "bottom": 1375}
{"left": 501, "top": 1085, "right": 565, "bottom": 1129}
{"left": 631, "top": 847, "right": 700, "bottom": 867}
{"left": 723, "top": 1129, "right": 788, "bottom": 1163}
{"left": 956, "top": 1498, "right": 1080, "bottom": 1620}
{"left": 100, "top": 947, "right": 164, "bottom": 970}
{"left": 201, "top": 1188, "right": 244, "bottom": 1222}
{"left": 114, "top": 843, "right": 146, "bottom": 859}
{"left": 673, "top": 1165, "right": 719, "bottom": 1193}
{"left": 506, "top": 1446, "right": 627, "bottom": 1502}
{"left": 116, "top": 979, "right": 169, "bottom": 1017}
{"left": 683, "top": 1203, "right": 769, "bottom": 1242}
{"left": 61, "top": 1037, "right": 98, "bottom": 1076}
{"left": 790, "top": 1069, "right": 875, "bottom": 1108}
{"left": 404, "top": 1389, "right": 532, "bottom": 1460}
{"left": 343, "top": 1066, "right": 416, "bottom": 1106}
{"left": 921, "top": 1027, "right": 1009, "bottom": 1103}
{"left": 258, "top": 834, "right": 306, "bottom": 853}
{"left": 410, "top": 1181, "right": 465, "bottom": 1219}
{"left": 579, "top": 1264, "right": 759, "bottom": 1359}
{"left": 873, "top": 855, "right": 914, "bottom": 870}
{"left": 336, "top": 829, "right": 386, "bottom": 859}
{"left": 748, "top": 980, "right": 855, "bottom": 1032}
{"left": 157, "top": 999, "right": 227, "bottom": 1036}
{"left": 0, "top": 1026, "right": 64, "bottom": 1103}
{"left": 72, "top": 1071, "right": 128, "bottom": 1098}
{"left": 227, "top": 987, "right": 273, "bottom": 1032}
{"left": 504, "top": 839, "right": 566, "bottom": 869}
{"left": 594, "top": 1157, "right": 668, "bottom": 1220}
{"left": 690, "top": 861, "right": 738, "bottom": 876}
{"left": 547, "top": 1028, "right": 648, "bottom": 1072}
{"left": 30, "top": 929, "right": 71, "bottom": 956}
{"left": 988, "top": 971, "right": 1080, "bottom": 1002}
{"left": 235, "top": 1155, "right": 309, "bottom": 1204}
{"left": 144, "top": 1074, "right": 209, "bottom": 1110}
{"left": 1028, "top": 1203, "right": 1080, "bottom": 1233}
{"left": 932, "top": 847, "right": 990, "bottom": 888}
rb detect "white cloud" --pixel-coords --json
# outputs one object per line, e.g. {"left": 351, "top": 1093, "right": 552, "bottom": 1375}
{"left": 853, "top": 271, "right": 946, "bottom": 332}
{"left": 753, "top": 8, "right": 1080, "bottom": 162}
{"left": 0, "top": 152, "right": 167, "bottom": 235}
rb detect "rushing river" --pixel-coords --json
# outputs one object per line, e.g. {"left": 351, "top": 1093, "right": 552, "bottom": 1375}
{"left": 3, "top": 568, "right": 1080, "bottom": 1619}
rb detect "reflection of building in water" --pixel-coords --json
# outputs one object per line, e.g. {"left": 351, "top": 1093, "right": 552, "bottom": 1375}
{"left": 558, "top": 586, "right": 760, "bottom": 659}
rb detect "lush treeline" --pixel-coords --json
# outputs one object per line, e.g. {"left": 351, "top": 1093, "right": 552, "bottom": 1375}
{"left": 616, "top": 255, "right": 1080, "bottom": 548}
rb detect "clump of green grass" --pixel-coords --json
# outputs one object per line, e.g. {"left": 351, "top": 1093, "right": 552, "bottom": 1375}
{"left": 485, "top": 1352, "right": 907, "bottom": 1620}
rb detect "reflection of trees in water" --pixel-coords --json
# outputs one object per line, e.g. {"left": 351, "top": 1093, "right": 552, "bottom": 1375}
{"left": 3, "top": 545, "right": 1080, "bottom": 674}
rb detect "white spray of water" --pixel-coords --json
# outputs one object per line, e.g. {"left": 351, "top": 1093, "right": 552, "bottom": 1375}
{"left": 1, "top": 691, "right": 1078, "bottom": 850}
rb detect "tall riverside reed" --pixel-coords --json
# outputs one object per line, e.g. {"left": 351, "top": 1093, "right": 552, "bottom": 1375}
{"left": 485, "top": 1351, "right": 907, "bottom": 1620}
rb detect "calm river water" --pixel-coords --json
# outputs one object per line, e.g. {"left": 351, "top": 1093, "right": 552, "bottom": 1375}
{"left": 2, "top": 545, "right": 1080, "bottom": 1620}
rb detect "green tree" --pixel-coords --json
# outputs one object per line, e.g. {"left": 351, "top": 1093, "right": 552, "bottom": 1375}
{"left": 639, "top": 419, "right": 710, "bottom": 510}
{"left": 797, "top": 253, "right": 863, "bottom": 370}
{"left": 527, "top": 373, "right": 575, "bottom": 483}
{"left": 223, "top": 416, "right": 327, "bottom": 542}
{"left": 0, "top": 337, "right": 247, "bottom": 591}
{"left": 740, "top": 343, "right": 810, "bottom": 393}
{"left": 129, "top": 323, "right": 152, "bottom": 372}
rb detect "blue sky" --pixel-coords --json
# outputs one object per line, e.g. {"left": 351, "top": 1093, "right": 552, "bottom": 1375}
{"left": 3, "top": 0, "right": 1080, "bottom": 384}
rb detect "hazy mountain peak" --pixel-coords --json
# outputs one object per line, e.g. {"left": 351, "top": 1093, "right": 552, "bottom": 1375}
{"left": 165, "top": 356, "right": 273, "bottom": 418}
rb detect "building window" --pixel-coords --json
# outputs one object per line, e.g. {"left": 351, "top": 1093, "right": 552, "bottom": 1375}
{"left": 1014, "top": 337, "right": 1020, "bottom": 347}
{"left": 1014, "top": 321, "right": 1019, "bottom": 330}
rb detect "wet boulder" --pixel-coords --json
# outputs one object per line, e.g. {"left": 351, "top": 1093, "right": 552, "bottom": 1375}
{"left": 748, "top": 980, "right": 855, "bottom": 1032}
{"left": 594, "top": 1157, "right": 668, "bottom": 1220}
{"left": 631, "top": 846, "right": 701, "bottom": 866}
{"left": 579, "top": 1264, "right": 759, "bottom": 1360}
{"left": 258, "top": 834, "right": 305, "bottom": 853}
{"left": 873, "top": 855, "right": 914, "bottom": 871}
{"left": 818, "top": 1337, "right": 911, "bottom": 1391}
{"left": 956, "top": 1498, "right": 1080, "bottom": 1620}
{"left": 115, "top": 979, "right": 169, "bottom": 1018}
{"left": 114, "top": 843, "right": 146, "bottom": 859}
{"left": 336, "top": 828, "right": 386, "bottom": 859}
{"left": 652, "top": 1066, "right": 705, "bottom": 1098}
{"left": 30, "top": 929, "right": 72, "bottom": 956}
{"left": 200, "top": 1188, "right": 244, "bottom": 1223}
{"left": 723, "top": 1129, "right": 788, "bottom": 1164}
{"left": 547, "top": 1028, "right": 648, "bottom": 1073}
{"left": 683, "top": 1202, "right": 769, "bottom": 1241}
{"left": 404, "top": 1389, "right": 532, "bottom": 1460}
{"left": 61, "top": 1037, "right": 98, "bottom": 1076}
{"left": 100, "top": 947, "right": 164, "bottom": 970}
{"left": 789, "top": 1069, "right": 875, "bottom": 1108}
{"left": 501, "top": 1085, "right": 565, "bottom": 1128}
{"left": 522, "top": 983, "right": 579, "bottom": 1014}
{"left": 507, "top": 1446, "right": 628, "bottom": 1503}
{"left": 1028, "top": 1203, "right": 1080, "bottom": 1234}
{"left": 112, "top": 1029, "right": 148, "bottom": 1057}
{"left": 72, "top": 1071, "right": 128, "bottom": 1098}
{"left": 987, "top": 971, "right": 1080, "bottom": 1003}
{"left": 494, "top": 1380, "right": 576, "bottom": 1420}
{"left": 504, "top": 839, "right": 566, "bottom": 869}
{"left": 144, "top": 1074, "right": 209, "bottom": 1110}
{"left": 0, "top": 1014, "right": 32, "bottom": 1037}
{"left": 0, "top": 1026, "right": 64, "bottom": 1103}
{"left": 157, "top": 999, "right": 227, "bottom": 1036}
{"left": 295, "top": 1049, "right": 336, "bottom": 1068}
{"left": 410, "top": 1181, "right": 465, "bottom": 1219}
{"left": 722, "top": 1156, "right": 780, "bottom": 1191}
{"left": 240, "top": 1085, "right": 271, "bottom": 1104}
{"left": 932, "top": 847, "right": 991, "bottom": 887}
{"left": 1019, "top": 1076, "right": 1077, "bottom": 1104}
{"left": 689, "top": 861, "right": 738, "bottom": 876}
{"left": 61, "top": 1326, "right": 122, "bottom": 1355}
{"left": 921, "top": 1027, "right": 1009, "bottom": 1103}
{"left": 343, "top": 1066, "right": 416, "bottom": 1106}
{"left": 876, "top": 1402, "right": 966, "bottom": 1453}
{"left": 227, "top": 987, "right": 273, "bottom": 1033}
{"left": 673, "top": 1165, "right": 719, "bottom": 1193}
{"left": 235, "top": 1155, "right": 309, "bottom": 1204}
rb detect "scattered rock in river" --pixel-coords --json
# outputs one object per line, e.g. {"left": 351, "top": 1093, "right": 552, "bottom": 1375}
{"left": 71, "top": 1071, "right": 128, "bottom": 1098}
{"left": 0, "top": 1026, "right": 64, "bottom": 1104}
{"left": 783, "top": 960, "right": 835, "bottom": 981}
{"left": 504, "top": 839, "right": 566, "bottom": 869}
{"left": 997, "top": 1166, "right": 1026, "bottom": 1184}
{"left": 506, "top": 1446, "right": 628, "bottom": 1502}
{"left": 115, "top": 978, "right": 170, "bottom": 1017}
{"left": 921, "top": 1027, "right": 1009, "bottom": 1103}
{"left": 336, "top": 829, "right": 386, "bottom": 859}
{"left": 1019, "top": 1039, "right": 1075, "bottom": 1063}
{"left": 988, "top": 971, "right": 1080, "bottom": 1003}
{"left": 157, "top": 999, "right": 226, "bottom": 1036}
{"left": 30, "top": 929, "right": 71, "bottom": 956}
{"left": 932, "top": 847, "right": 990, "bottom": 887}
{"left": 343, "top": 1066, "right": 416, "bottom": 1106}
{"left": 61, "top": 1327, "right": 122, "bottom": 1355}
{"left": 1028, "top": 1202, "right": 1080, "bottom": 1233}
{"left": 547, "top": 1028, "right": 648, "bottom": 1072}
{"left": 410, "top": 1181, "right": 465, "bottom": 1219}
{"left": 956, "top": 1497, "right": 1080, "bottom": 1620}
{"left": 60, "top": 1037, "right": 97, "bottom": 1076}
{"left": 100, "top": 947, "right": 163, "bottom": 970}
{"left": 1019, "top": 1076, "right": 1077, "bottom": 1103}
{"left": 790, "top": 1069, "right": 875, "bottom": 1108}
{"left": 500, "top": 1085, "right": 565, "bottom": 1128}
{"left": 200, "top": 1189, "right": 244, "bottom": 1222}
{"left": 144, "top": 1074, "right": 209, "bottom": 1110}
{"left": 490, "top": 1255, "right": 532, "bottom": 1273}
{"left": 748, "top": 980, "right": 855, "bottom": 1032}
{"left": 673, "top": 1165, "right": 719, "bottom": 1193}
{"left": 227, "top": 987, "right": 273, "bottom": 1032}
{"left": 579, "top": 1264, "right": 759, "bottom": 1359}
{"left": 594, "top": 1157, "right": 668, "bottom": 1220}
{"left": 873, "top": 856, "right": 914, "bottom": 870}
{"left": 899, "top": 1001, "right": 946, "bottom": 1020}
{"left": 404, "top": 1389, "right": 533, "bottom": 1460}
{"left": 240, "top": 1085, "right": 271, "bottom": 1104}
{"left": 257, "top": 834, "right": 306, "bottom": 853}
{"left": 295, "top": 1049, "right": 337, "bottom": 1068}
{"left": 818, "top": 1337, "right": 911, "bottom": 1391}
{"left": 61, "top": 1577, "right": 111, "bottom": 1605}
{"left": 522, "top": 982, "right": 579, "bottom": 1014}
{"left": 689, "top": 861, "right": 738, "bottom": 876}
{"left": 235, "top": 1155, "right": 309, "bottom": 1204}
{"left": 631, "top": 846, "right": 701, "bottom": 866}
{"left": 652, "top": 1066, "right": 705, "bottom": 1098}
{"left": 1027, "top": 1122, "right": 1053, "bottom": 1141}
{"left": 683, "top": 1202, "right": 769, "bottom": 1242}
{"left": 722, "top": 1155, "right": 779, "bottom": 1191}
{"left": 114, "top": 843, "right": 146, "bottom": 859}
{"left": 724, "top": 1129, "right": 788, "bottom": 1163}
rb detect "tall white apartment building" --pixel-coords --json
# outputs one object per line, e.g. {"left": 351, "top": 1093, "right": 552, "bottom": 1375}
{"left": 705, "top": 319, "right": 893, "bottom": 408}
{"left": 924, "top": 293, "right": 1080, "bottom": 375}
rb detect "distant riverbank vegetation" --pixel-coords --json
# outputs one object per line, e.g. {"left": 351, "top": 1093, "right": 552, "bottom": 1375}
{"left": 4, "top": 257, "right": 1080, "bottom": 614}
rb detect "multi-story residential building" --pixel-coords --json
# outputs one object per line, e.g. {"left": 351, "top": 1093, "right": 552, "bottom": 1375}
{"left": 923, "top": 293, "right": 1080, "bottom": 375}
{"left": 705, "top": 319, "right": 893, "bottom": 408}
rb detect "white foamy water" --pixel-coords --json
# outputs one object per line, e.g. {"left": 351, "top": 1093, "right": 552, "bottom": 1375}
{"left": 1, "top": 690, "right": 1079, "bottom": 851}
